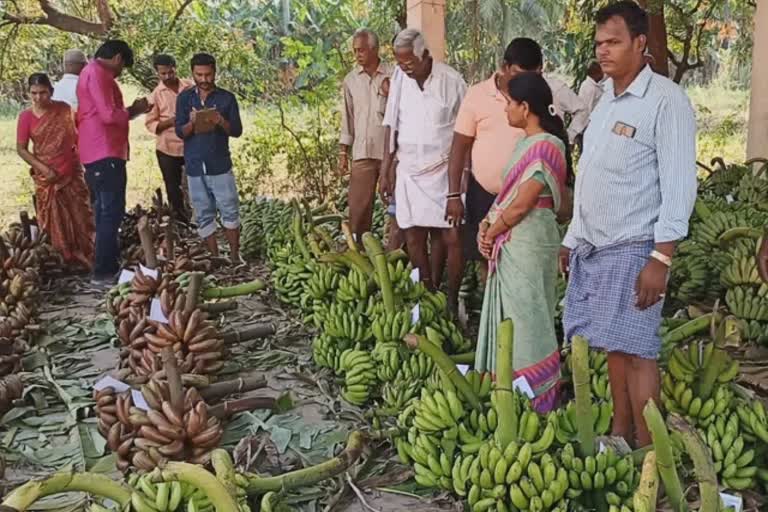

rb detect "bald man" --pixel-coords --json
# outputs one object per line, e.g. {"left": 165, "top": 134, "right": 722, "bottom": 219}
{"left": 53, "top": 49, "right": 87, "bottom": 109}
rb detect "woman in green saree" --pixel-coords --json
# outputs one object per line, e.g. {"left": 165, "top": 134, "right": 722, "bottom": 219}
{"left": 475, "top": 72, "right": 573, "bottom": 412}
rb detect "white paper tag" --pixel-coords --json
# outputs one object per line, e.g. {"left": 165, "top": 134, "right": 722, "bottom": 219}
{"left": 149, "top": 298, "right": 169, "bottom": 324}
{"left": 513, "top": 375, "right": 535, "bottom": 399}
{"left": 726, "top": 194, "right": 735, "bottom": 204}
{"left": 456, "top": 364, "right": 470, "bottom": 375}
{"left": 598, "top": 441, "right": 607, "bottom": 454}
{"left": 410, "top": 267, "right": 420, "bottom": 283}
{"left": 131, "top": 389, "right": 150, "bottom": 411}
{"left": 139, "top": 264, "right": 158, "bottom": 279}
{"left": 720, "top": 492, "right": 742, "bottom": 512}
{"left": 94, "top": 376, "right": 130, "bottom": 393}
{"left": 118, "top": 269, "right": 135, "bottom": 284}
{"left": 30, "top": 225, "right": 39, "bottom": 241}
{"left": 411, "top": 303, "right": 420, "bottom": 324}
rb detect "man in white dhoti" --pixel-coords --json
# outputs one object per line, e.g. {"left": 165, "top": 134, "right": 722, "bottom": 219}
{"left": 380, "top": 28, "right": 467, "bottom": 316}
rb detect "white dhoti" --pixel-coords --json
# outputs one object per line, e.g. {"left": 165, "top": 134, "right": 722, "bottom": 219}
{"left": 395, "top": 155, "right": 450, "bottom": 229}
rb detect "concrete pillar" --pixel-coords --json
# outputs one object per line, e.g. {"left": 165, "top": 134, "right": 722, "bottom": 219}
{"left": 747, "top": 0, "right": 768, "bottom": 160}
{"left": 406, "top": 0, "right": 446, "bottom": 62}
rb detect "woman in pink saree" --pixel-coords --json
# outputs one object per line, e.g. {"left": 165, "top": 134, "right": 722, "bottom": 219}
{"left": 16, "top": 73, "right": 94, "bottom": 270}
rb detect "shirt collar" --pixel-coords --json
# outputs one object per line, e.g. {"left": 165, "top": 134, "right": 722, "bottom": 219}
{"left": 482, "top": 74, "right": 505, "bottom": 99}
{"left": 158, "top": 78, "right": 193, "bottom": 93}
{"left": 607, "top": 64, "right": 653, "bottom": 99}
{"left": 356, "top": 61, "right": 386, "bottom": 76}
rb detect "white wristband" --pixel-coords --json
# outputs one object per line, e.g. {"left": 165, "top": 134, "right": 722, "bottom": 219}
{"left": 650, "top": 250, "right": 672, "bottom": 267}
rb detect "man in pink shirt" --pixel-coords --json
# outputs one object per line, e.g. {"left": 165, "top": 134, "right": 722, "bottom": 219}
{"left": 77, "top": 40, "right": 151, "bottom": 285}
{"left": 145, "top": 54, "right": 194, "bottom": 221}
{"left": 446, "top": 40, "right": 526, "bottom": 282}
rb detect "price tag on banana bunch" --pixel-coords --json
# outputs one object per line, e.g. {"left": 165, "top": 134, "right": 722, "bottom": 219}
{"left": 456, "top": 364, "right": 470, "bottom": 376}
{"left": 720, "top": 492, "right": 742, "bottom": 512}
{"left": 30, "top": 225, "right": 39, "bottom": 241}
{"left": 512, "top": 375, "right": 535, "bottom": 398}
{"left": 410, "top": 267, "right": 420, "bottom": 283}
{"left": 117, "top": 269, "right": 135, "bottom": 284}
{"left": 598, "top": 441, "right": 607, "bottom": 453}
{"left": 131, "top": 389, "right": 150, "bottom": 411}
{"left": 149, "top": 298, "right": 169, "bottom": 324}
{"left": 94, "top": 376, "right": 130, "bottom": 393}
{"left": 139, "top": 264, "right": 159, "bottom": 279}
{"left": 411, "top": 303, "right": 420, "bottom": 324}
{"left": 726, "top": 194, "right": 735, "bottom": 204}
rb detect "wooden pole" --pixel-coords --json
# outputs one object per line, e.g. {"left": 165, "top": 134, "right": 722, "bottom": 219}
{"left": 747, "top": 0, "right": 768, "bottom": 160}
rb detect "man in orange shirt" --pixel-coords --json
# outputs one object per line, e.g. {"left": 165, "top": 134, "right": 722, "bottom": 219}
{"left": 446, "top": 40, "right": 527, "bottom": 282}
{"left": 145, "top": 54, "right": 194, "bottom": 221}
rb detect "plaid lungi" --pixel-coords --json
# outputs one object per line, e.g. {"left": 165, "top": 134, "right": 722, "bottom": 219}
{"left": 562, "top": 240, "right": 663, "bottom": 359}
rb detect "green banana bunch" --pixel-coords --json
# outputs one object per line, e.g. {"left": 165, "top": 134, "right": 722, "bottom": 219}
{"left": 701, "top": 410, "right": 759, "bottom": 491}
{"left": 372, "top": 341, "right": 405, "bottom": 382}
{"left": 305, "top": 265, "right": 340, "bottom": 300}
{"left": 371, "top": 310, "right": 413, "bottom": 344}
{"left": 661, "top": 373, "right": 732, "bottom": 427}
{"left": 397, "top": 351, "right": 436, "bottom": 381}
{"left": 562, "top": 347, "right": 611, "bottom": 402}
{"left": 742, "top": 319, "right": 768, "bottom": 345}
{"left": 735, "top": 172, "right": 768, "bottom": 205}
{"left": 555, "top": 400, "right": 613, "bottom": 444}
{"left": 411, "top": 387, "right": 467, "bottom": 433}
{"left": 336, "top": 269, "right": 371, "bottom": 302}
{"left": 720, "top": 255, "right": 761, "bottom": 287}
{"left": 560, "top": 443, "right": 637, "bottom": 509}
{"left": 466, "top": 371, "right": 494, "bottom": 401}
{"left": 428, "top": 317, "right": 473, "bottom": 354}
{"left": 726, "top": 284, "right": 768, "bottom": 321}
{"left": 323, "top": 306, "right": 373, "bottom": 344}
{"left": 379, "top": 377, "right": 420, "bottom": 412}
{"left": 311, "top": 334, "right": 349, "bottom": 371}
{"left": 339, "top": 348, "right": 378, "bottom": 406}
{"left": 691, "top": 211, "right": 753, "bottom": 247}
{"left": 174, "top": 272, "right": 216, "bottom": 292}
{"left": 126, "top": 474, "right": 212, "bottom": 512}
{"left": 735, "top": 400, "right": 768, "bottom": 445}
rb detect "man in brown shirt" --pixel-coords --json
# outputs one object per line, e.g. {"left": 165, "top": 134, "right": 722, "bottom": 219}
{"left": 339, "top": 28, "right": 392, "bottom": 242}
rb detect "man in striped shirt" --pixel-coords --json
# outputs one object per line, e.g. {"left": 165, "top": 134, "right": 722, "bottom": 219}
{"left": 561, "top": 1, "right": 697, "bottom": 447}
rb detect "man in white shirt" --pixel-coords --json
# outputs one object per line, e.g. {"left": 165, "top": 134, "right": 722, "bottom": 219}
{"left": 578, "top": 61, "right": 605, "bottom": 113}
{"left": 381, "top": 28, "right": 467, "bottom": 316}
{"left": 52, "top": 49, "right": 87, "bottom": 109}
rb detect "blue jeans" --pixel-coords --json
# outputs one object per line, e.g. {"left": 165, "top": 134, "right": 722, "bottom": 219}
{"left": 187, "top": 171, "right": 240, "bottom": 238}
{"left": 84, "top": 158, "right": 126, "bottom": 278}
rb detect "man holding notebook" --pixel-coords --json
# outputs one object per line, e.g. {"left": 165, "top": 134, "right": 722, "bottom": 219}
{"left": 176, "top": 53, "right": 243, "bottom": 263}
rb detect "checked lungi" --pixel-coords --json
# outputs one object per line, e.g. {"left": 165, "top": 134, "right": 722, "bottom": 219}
{"left": 562, "top": 240, "right": 664, "bottom": 359}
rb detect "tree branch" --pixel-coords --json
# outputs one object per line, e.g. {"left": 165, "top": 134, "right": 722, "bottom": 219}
{"left": 167, "top": 0, "right": 195, "bottom": 32}
{"left": 1, "top": 0, "right": 112, "bottom": 37}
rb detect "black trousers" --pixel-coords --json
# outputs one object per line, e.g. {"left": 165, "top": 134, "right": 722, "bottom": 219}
{"left": 156, "top": 150, "right": 189, "bottom": 220}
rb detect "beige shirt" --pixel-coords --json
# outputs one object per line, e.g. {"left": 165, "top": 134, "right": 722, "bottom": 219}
{"left": 145, "top": 78, "right": 195, "bottom": 157}
{"left": 545, "top": 75, "right": 589, "bottom": 142}
{"left": 339, "top": 62, "right": 392, "bottom": 161}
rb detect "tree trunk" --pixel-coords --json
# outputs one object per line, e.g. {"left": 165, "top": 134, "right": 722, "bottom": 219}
{"left": 639, "top": 0, "right": 670, "bottom": 77}
{"left": 2, "top": 0, "right": 113, "bottom": 37}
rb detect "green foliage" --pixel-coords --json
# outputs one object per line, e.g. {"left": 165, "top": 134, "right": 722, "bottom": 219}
{"left": 233, "top": 102, "right": 342, "bottom": 203}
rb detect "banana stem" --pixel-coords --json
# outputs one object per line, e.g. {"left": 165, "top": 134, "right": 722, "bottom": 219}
{"left": 138, "top": 215, "right": 158, "bottom": 269}
{"left": 341, "top": 221, "right": 359, "bottom": 253}
{"left": 244, "top": 431, "right": 365, "bottom": 493}
{"left": 718, "top": 227, "right": 763, "bottom": 248}
{"left": 666, "top": 413, "right": 718, "bottom": 512}
{"left": 291, "top": 209, "right": 311, "bottom": 261}
{"left": 184, "top": 272, "right": 204, "bottom": 314}
{"left": 160, "top": 462, "right": 240, "bottom": 512}
{"left": 696, "top": 347, "right": 728, "bottom": 401}
{"left": 199, "top": 375, "right": 267, "bottom": 401}
{"left": 312, "top": 214, "right": 343, "bottom": 227}
{"left": 2, "top": 472, "right": 131, "bottom": 511}
{"left": 632, "top": 451, "right": 659, "bottom": 512}
{"left": 344, "top": 250, "right": 375, "bottom": 276}
{"left": 662, "top": 313, "right": 717, "bottom": 346}
{"left": 362, "top": 233, "right": 394, "bottom": 315}
{"left": 572, "top": 336, "right": 595, "bottom": 457}
{"left": 643, "top": 399, "right": 688, "bottom": 512}
{"left": 404, "top": 334, "right": 481, "bottom": 410}
{"left": 207, "top": 397, "right": 278, "bottom": 418}
{"left": 494, "top": 319, "right": 517, "bottom": 447}
{"left": 199, "top": 301, "right": 238, "bottom": 314}
{"left": 222, "top": 324, "right": 276, "bottom": 344}
{"left": 162, "top": 347, "right": 185, "bottom": 417}
{"left": 201, "top": 279, "right": 266, "bottom": 299}
{"left": 448, "top": 351, "right": 476, "bottom": 364}
{"left": 386, "top": 249, "right": 408, "bottom": 262}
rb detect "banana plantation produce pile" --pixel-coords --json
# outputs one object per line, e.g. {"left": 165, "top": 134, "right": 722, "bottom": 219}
{"left": 5, "top": 159, "right": 768, "bottom": 512}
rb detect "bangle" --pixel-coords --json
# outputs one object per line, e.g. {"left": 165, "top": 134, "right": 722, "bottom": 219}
{"left": 446, "top": 192, "right": 461, "bottom": 199}
{"left": 500, "top": 214, "right": 512, "bottom": 228}
{"left": 650, "top": 250, "right": 672, "bottom": 267}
